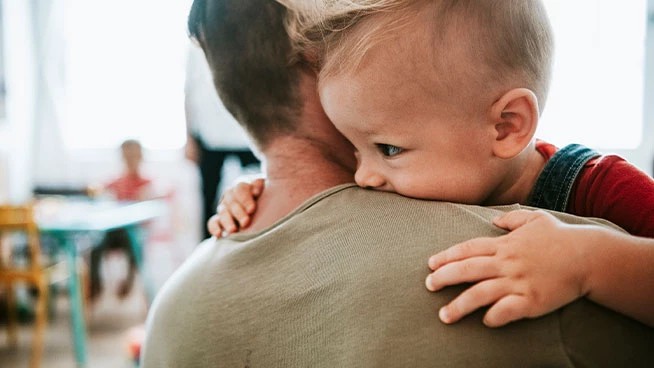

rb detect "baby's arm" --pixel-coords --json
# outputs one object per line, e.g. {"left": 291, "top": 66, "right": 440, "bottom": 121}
{"left": 425, "top": 210, "right": 654, "bottom": 327}
{"left": 207, "top": 178, "right": 265, "bottom": 237}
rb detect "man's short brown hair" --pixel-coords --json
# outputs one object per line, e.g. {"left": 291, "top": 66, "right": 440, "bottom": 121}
{"left": 188, "top": 0, "right": 303, "bottom": 150}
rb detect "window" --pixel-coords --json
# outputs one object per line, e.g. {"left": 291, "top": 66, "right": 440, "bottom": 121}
{"left": 60, "top": 1, "right": 648, "bottom": 151}
{"left": 63, "top": 0, "right": 191, "bottom": 150}
{"left": 0, "top": 4, "right": 6, "bottom": 120}
{"left": 539, "top": 0, "right": 647, "bottom": 149}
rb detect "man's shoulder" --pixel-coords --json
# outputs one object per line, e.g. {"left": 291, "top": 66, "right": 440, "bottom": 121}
{"left": 283, "top": 185, "right": 515, "bottom": 256}
{"left": 319, "top": 185, "right": 623, "bottom": 225}
{"left": 143, "top": 186, "right": 653, "bottom": 367}
{"left": 309, "top": 184, "right": 511, "bottom": 220}
{"left": 312, "top": 185, "right": 521, "bottom": 229}
{"left": 142, "top": 237, "right": 222, "bottom": 365}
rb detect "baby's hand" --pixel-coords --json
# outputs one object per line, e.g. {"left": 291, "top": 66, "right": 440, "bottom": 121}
{"left": 207, "top": 178, "right": 265, "bottom": 237}
{"left": 425, "top": 209, "right": 590, "bottom": 327}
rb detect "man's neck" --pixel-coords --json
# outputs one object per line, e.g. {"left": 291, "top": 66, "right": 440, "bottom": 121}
{"left": 244, "top": 138, "right": 355, "bottom": 233}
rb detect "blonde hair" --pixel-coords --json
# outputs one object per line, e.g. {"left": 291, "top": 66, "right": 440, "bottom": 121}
{"left": 280, "top": 0, "right": 554, "bottom": 111}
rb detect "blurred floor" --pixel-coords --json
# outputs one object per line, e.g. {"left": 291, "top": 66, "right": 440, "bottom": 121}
{"left": 0, "top": 238, "right": 190, "bottom": 368}
{"left": 0, "top": 282, "right": 146, "bottom": 368}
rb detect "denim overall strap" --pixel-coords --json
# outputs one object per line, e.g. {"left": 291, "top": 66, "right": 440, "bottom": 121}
{"left": 528, "top": 144, "right": 600, "bottom": 212}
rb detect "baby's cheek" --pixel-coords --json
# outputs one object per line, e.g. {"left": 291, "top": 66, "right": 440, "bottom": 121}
{"left": 397, "top": 178, "right": 475, "bottom": 203}
{"left": 394, "top": 179, "right": 439, "bottom": 200}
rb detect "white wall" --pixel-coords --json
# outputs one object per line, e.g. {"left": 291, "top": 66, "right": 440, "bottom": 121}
{"left": 0, "top": 0, "right": 37, "bottom": 203}
{"left": 6, "top": 1, "right": 654, "bottom": 204}
{"left": 610, "top": 0, "right": 654, "bottom": 175}
{"left": 642, "top": 0, "right": 654, "bottom": 176}
{"left": 613, "top": 2, "right": 654, "bottom": 175}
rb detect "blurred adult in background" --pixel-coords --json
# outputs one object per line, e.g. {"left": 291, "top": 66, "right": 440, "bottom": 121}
{"left": 89, "top": 139, "right": 153, "bottom": 301}
{"left": 184, "top": 44, "right": 261, "bottom": 239}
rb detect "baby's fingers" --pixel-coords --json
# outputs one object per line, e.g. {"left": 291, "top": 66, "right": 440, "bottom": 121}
{"left": 250, "top": 178, "right": 265, "bottom": 197}
{"left": 439, "top": 279, "right": 508, "bottom": 325}
{"left": 483, "top": 294, "right": 530, "bottom": 327}
{"left": 207, "top": 214, "right": 224, "bottom": 238}
{"left": 493, "top": 209, "right": 550, "bottom": 231}
{"left": 219, "top": 191, "right": 255, "bottom": 230}
{"left": 215, "top": 204, "right": 239, "bottom": 235}
{"left": 220, "top": 195, "right": 251, "bottom": 229}
{"left": 426, "top": 257, "right": 499, "bottom": 292}
{"left": 232, "top": 182, "right": 259, "bottom": 214}
{"left": 428, "top": 237, "right": 498, "bottom": 271}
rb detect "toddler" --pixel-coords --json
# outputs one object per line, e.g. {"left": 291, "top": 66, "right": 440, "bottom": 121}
{"left": 89, "top": 139, "right": 152, "bottom": 301}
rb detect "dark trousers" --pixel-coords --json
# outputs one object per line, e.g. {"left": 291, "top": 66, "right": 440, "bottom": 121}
{"left": 196, "top": 136, "right": 260, "bottom": 239}
{"left": 89, "top": 228, "right": 137, "bottom": 299}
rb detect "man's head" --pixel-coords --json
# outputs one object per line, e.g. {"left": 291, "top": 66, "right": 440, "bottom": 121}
{"left": 283, "top": 0, "right": 554, "bottom": 204}
{"left": 187, "top": 0, "right": 303, "bottom": 150}
{"left": 120, "top": 139, "right": 143, "bottom": 176}
{"left": 187, "top": 0, "right": 357, "bottom": 175}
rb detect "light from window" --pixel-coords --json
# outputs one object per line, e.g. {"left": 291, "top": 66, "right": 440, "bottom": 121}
{"left": 62, "top": 1, "right": 647, "bottom": 151}
{"left": 539, "top": 0, "right": 647, "bottom": 149}
{"left": 63, "top": 0, "right": 191, "bottom": 150}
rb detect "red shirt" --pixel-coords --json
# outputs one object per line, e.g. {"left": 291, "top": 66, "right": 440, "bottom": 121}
{"left": 536, "top": 141, "right": 654, "bottom": 238}
{"left": 105, "top": 174, "right": 152, "bottom": 201}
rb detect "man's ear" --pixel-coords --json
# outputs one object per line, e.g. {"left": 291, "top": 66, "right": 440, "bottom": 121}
{"left": 489, "top": 88, "right": 540, "bottom": 159}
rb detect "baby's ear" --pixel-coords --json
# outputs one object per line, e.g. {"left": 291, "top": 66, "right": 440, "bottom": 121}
{"left": 489, "top": 88, "right": 540, "bottom": 159}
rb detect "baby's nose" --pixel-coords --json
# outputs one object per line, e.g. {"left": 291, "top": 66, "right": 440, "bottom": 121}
{"left": 354, "top": 165, "right": 386, "bottom": 189}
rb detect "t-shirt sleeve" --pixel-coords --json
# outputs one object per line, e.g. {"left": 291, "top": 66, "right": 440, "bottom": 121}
{"left": 569, "top": 155, "right": 654, "bottom": 238}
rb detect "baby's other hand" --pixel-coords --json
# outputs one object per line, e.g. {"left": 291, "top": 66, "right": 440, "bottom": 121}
{"left": 425, "top": 209, "right": 590, "bottom": 328}
{"left": 207, "top": 178, "right": 265, "bottom": 237}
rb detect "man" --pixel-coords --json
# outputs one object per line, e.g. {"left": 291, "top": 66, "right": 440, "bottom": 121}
{"left": 140, "top": 0, "right": 653, "bottom": 366}
{"left": 185, "top": 42, "right": 261, "bottom": 239}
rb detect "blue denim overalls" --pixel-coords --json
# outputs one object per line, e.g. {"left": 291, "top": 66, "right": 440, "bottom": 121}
{"left": 527, "top": 144, "right": 600, "bottom": 212}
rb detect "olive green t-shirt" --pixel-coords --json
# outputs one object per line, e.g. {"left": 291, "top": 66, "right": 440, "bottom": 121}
{"left": 142, "top": 184, "right": 653, "bottom": 367}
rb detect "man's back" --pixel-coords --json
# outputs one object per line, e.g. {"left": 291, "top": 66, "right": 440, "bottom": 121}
{"left": 142, "top": 185, "right": 652, "bottom": 367}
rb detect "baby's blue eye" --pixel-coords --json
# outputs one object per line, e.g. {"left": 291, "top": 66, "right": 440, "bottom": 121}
{"left": 376, "top": 144, "right": 404, "bottom": 157}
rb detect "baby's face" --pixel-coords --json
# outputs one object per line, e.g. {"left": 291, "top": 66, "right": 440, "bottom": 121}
{"left": 319, "top": 41, "right": 503, "bottom": 204}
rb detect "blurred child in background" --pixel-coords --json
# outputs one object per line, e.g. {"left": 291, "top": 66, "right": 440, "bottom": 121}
{"left": 89, "top": 139, "right": 153, "bottom": 301}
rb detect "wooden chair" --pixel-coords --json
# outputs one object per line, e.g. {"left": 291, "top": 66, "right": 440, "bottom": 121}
{"left": 0, "top": 204, "right": 48, "bottom": 368}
